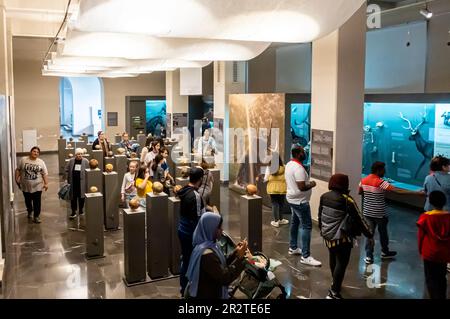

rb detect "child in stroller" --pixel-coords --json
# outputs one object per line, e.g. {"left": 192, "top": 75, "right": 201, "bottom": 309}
{"left": 217, "top": 232, "right": 287, "bottom": 299}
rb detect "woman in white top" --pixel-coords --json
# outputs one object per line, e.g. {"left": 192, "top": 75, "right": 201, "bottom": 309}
{"left": 140, "top": 136, "right": 154, "bottom": 164}
{"left": 196, "top": 129, "right": 216, "bottom": 157}
{"left": 144, "top": 140, "right": 161, "bottom": 171}
{"left": 121, "top": 160, "right": 138, "bottom": 206}
{"left": 15, "top": 146, "right": 49, "bottom": 224}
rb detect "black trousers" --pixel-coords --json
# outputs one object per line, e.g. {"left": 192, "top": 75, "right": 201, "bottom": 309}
{"left": 23, "top": 191, "right": 42, "bottom": 218}
{"left": 424, "top": 259, "right": 447, "bottom": 299}
{"left": 71, "top": 196, "right": 85, "bottom": 213}
{"left": 328, "top": 243, "right": 352, "bottom": 293}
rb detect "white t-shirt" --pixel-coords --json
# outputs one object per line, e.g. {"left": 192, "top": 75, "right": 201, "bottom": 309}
{"left": 18, "top": 157, "right": 48, "bottom": 193}
{"left": 285, "top": 160, "right": 311, "bottom": 205}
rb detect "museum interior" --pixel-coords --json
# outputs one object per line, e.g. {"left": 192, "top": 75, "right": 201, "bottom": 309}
{"left": 0, "top": 0, "right": 449, "bottom": 301}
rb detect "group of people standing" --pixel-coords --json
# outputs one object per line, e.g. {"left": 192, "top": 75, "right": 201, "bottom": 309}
{"left": 262, "top": 145, "right": 450, "bottom": 299}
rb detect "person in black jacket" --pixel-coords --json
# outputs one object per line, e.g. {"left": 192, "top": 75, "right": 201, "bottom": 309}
{"left": 176, "top": 167, "right": 207, "bottom": 297}
{"left": 92, "top": 130, "right": 110, "bottom": 157}
{"left": 319, "top": 173, "right": 373, "bottom": 299}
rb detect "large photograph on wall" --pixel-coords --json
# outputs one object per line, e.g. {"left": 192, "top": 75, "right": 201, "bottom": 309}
{"left": 229, "top": 94, "right": 285, "bottom": 191}
{"left": 363, "top": 102, "right": 450, "bottom": 188}
{"left": 145, "top": 100, "right": 166, "bottom": 137}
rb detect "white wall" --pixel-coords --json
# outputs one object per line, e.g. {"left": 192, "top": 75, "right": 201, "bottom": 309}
{"left": 13, "top": 37, "right": 166, "bottom": 151}
{"left": 276, "top": 44, "right": 312, "bottom": 93}
{"left": 365, "top": 22, "right": 427, "bottom": 94}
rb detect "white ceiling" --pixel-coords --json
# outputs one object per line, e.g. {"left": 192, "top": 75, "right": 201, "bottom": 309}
{"left": 5, "top": 0, "right": 77, "bottom": 38}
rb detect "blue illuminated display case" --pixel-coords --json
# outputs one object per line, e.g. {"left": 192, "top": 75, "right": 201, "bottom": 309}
{"left": 363, "top": 99, "right": 450, "bottom": 189}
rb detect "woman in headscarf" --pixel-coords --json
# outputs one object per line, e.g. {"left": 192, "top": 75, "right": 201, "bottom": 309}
{"left": 319, "top": 173, "right": 373, "bottom": 299}
{"left": 185, "top": 213, "right": 247, "bottom": 299}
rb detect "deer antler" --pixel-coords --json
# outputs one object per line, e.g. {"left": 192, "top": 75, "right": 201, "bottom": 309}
{"left": 399, "top": 112, "right": 413, "bottom": 130}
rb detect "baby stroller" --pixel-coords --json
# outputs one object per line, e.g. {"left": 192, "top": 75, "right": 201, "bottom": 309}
{"left": 217, "top": 232, "right": 287, "bottom": 299}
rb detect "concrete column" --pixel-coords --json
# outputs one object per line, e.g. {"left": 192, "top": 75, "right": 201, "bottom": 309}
{"left": 168, "top": 197, "right": 181, "bottom": 275}
{"left": 85, "top": 193, "right": 105, "bottom": 258}
{"left": 103, "top": 171, "right": 119, "bottom": 230}
{"left": 309, "top": 4, "right": 367, "bottom": 221}
{"left": 213, "top": 61, "right": 246, "bottom": 181}
{"left": 166, "top": 69, "right": 189, "bottom": 140}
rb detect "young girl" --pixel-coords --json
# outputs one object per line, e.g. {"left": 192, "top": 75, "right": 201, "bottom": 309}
{"left": 134, "top": 164, "right": 153, "bottom": 207}
{"left": 121, "top": 160, "right": 138, "bottom": 206}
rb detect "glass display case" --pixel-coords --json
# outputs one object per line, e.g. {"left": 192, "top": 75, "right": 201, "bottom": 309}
{"left": 362, "top": 102, "right": 450, "bottom": 189}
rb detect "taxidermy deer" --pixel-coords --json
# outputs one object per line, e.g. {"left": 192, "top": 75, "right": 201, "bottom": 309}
{"left": 399, "top": 109, "right": 434, "bottom": 178}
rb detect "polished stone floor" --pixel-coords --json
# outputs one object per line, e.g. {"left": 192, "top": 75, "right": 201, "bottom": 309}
{"left": 2, "top": 154, "right": 449, "bottom": 299}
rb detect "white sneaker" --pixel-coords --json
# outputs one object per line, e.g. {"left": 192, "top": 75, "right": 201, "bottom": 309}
{"left": 270, "top": 221, "right": 280, "bottom": 228}
{"left": 300, "top": 256, "right": 322, "bottom": 267}
{"left": 279, "top": 219, "right": 289, "bottom": 225}
{"left": 288, "top": 248, "right": 302, "bottom": 255}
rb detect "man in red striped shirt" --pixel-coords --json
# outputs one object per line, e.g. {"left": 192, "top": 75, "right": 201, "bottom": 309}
{"left": 359, "top": 161, "right": 419, "bottom": 264}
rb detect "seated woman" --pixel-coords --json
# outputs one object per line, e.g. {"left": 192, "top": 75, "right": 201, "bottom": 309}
{"left": 186, "top": 212, "right": 247, "bottom": 299}
{"left": 134, "top": 164, "right": 153, "bottom": 207}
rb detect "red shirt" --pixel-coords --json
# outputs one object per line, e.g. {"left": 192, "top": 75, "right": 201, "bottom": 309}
{"left": 359, "top": 174, "right": 394, "bottom": 218}
{"left": 417, "top": 210, "right": 450, "bottom": 263}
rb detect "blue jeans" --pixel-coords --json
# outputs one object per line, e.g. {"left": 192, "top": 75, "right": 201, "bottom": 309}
{"left": 289, "top": 202, "right": 312, "bottom": 258}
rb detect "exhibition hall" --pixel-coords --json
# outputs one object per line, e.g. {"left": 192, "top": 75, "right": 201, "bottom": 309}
{"left": 0, "top": 0, "right": 449, "bottom": 306}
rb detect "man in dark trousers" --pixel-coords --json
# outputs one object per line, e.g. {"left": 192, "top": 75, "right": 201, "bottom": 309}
{"left": 176, "top": 167, "right": 206, "bottom": 297}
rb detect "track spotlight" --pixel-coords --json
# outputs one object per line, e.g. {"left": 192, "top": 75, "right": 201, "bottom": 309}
{"left": 420, "top": 8, "right": 433, "bottom": 19}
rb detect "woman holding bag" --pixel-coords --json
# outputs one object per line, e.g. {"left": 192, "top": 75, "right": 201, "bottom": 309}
{"left": 318, "top": 174, "right": 373, "bottom": 299}
{"left": 66, "top": 148, "right": 89, "bottom": 219}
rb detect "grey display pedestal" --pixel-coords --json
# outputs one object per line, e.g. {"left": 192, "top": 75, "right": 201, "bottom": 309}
{"left": 64, "top": 147, "right": 74, "bottom": 161}
{"left": 86, "top": 143, "right": 93, "bottom": 157}
{"left": 115, "top": 155, "right": 128, "bottom": 187}
{"left": 176, "top": 165, "right": 191, "bottom": 178}
{"left": 103, "top": 172, "right": 119, "bottom": 230}
{"left": 104, "top": 157, "right": 115, "bottom": 169}
{"left": 75, "top": 140, "right": 86, "bottom": 150}
{"left": 191, "top": 161, "right": 200, "bottom": 168}
{"left": 92, "top": 150, "right": 104, "bottom": 172}
{"left": 114, "top": 135, "right": 121, "bottom": 144}
{"left": 128, "top": 157, "right": 140, "bottom": 166}
{"left": 80, "top": 134, "right": 88, "bottom": 143}
{"left": 111, "top": 143, "right": 119, "bottom": 154}
{"left": 168, "top": 197, "right": 181, "bottom": 275}
{"left": 240, "top": 195, "right": 263, "bottom": 252}
{"left": 146, "top": 192, "right": 169, "bottom": 279}
{"left": 165, "top": 144, "right": 175, "bottom": 177}
{"left": 176, "top": 177, "right": 189, "bottom": 188}
{"left": 85, "top": 192, "right": 105, "bottom": 259}
{"left": 137, "top": 134, "right": 146, "bottom": 148}
{"left": 86, "top": 168, "right": 103, "bottom": 194}
{"left": 58, "top": 138, "right": 66, "bottom": 175}
{"left": 123, "top": 208, "right": 146, "bottom": 284}
{"left": 209, "top": 169, "right": 221, "bottom": 209}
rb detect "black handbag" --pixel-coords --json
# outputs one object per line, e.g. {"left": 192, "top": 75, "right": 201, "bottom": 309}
{"left": 341, "top": 196, "right": 362, "bottom": 237}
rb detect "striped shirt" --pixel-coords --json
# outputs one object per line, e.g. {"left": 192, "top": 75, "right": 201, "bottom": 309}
{"left": 359, "top": 174, "right": 394, "bottom": 218}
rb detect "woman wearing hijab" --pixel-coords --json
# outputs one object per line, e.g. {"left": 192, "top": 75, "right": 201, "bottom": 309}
{"left": 185, "top": 213, "right": 247, "bottom": 299}
{"left": 319, "top": 173, "right": 373, "bottom": 299}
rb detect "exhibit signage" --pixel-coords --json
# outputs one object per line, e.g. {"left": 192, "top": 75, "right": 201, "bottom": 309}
{"left": 311, "top": 129, "right": 334, "bottom": 181}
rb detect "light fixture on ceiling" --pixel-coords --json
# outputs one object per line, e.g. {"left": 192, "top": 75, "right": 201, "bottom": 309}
{"left": 74, "top": 0, "right": 365, "bottom": 43}
{"left": 61, "top": 30, "right": 270, "bottom": 61}
{"left": 420, "top": 4, "right": 433, "bottom": 19}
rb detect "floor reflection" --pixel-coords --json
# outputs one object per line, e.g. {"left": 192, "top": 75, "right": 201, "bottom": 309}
{"left": 3, "top": 154, "right": 449, "bottom": 299}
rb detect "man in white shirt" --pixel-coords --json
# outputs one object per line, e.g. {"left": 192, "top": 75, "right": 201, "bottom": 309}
{"left": 285, "top": 145, "right": 321, "bottom": 266}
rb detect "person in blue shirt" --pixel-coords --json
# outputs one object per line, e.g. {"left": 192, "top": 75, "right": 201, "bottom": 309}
{"left": 423, "top": 156, "right": 450, "bottom": 212}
